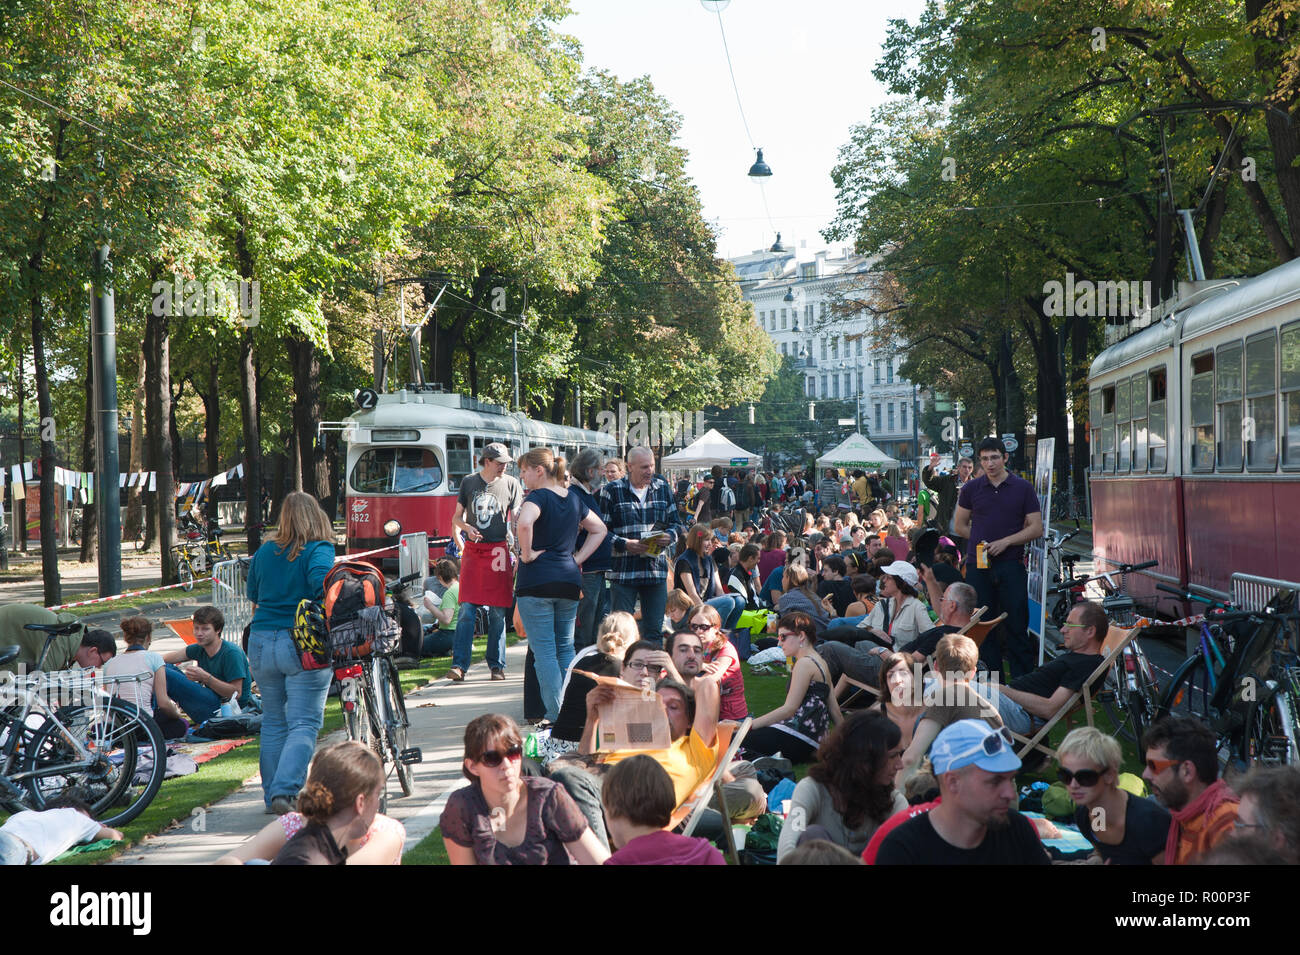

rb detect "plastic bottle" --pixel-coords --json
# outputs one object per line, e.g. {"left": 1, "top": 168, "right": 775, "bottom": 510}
{"left": 976, "top": 541, "right": 989, "bottom": 569}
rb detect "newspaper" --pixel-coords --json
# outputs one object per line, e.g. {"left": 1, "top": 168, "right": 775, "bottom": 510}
{"left": 576, "top": 670, "right": 672, "bottom": 752}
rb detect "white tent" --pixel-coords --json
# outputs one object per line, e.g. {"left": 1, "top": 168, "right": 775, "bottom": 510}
{"left": 660, "top": 429, "right": 762, "bottom": 468}
{"left": 816, "top": 432, "right": 899, "bottom": 470}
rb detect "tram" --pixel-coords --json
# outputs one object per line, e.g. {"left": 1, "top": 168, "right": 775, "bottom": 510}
{"left": 340, "top": 388, "right": 619, "bottom": 558}
{"left": 1087, "top": 257, "right": 1300, "bottom": 603}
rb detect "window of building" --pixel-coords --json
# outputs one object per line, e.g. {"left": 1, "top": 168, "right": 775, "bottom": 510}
{"left": 822, "top": 375, "right": 828, "bottom": 397}
{"left": 1115, "top": 377, "right": 1131, "bottom": 473}
{"left": 874, "top": 361, "right": 881, "bottom": 384}
{"left": 1282, "top": 320, "right": 1300, "bottom": 467}
{"left": 832, "top": 376, "right": 840, "bottom": 399}
{"left": 1190, "top": 351, "right": 1215, "bottom": 471}
{"left": 1130, "top": 372, "right": 1147, "bottom": 473}
{"left": 1148, "top": 369, "right": 1167, "bottom": 472}
{"left": 1216, "top": 340, "right": 1243, "bottom": 471}
{"left": 887, "top": 359, "right": 894, "bottom": 384}
{"left": 1245, "top": 330, "right": 1277, "bottom": 471}
{"left": 844, "top": 373, "right": 852, "bottom": 397}
{"left": 900, "top": 400, "right": 907, "bottom": 432}
{"left": 780, "top": 342, "right": 788, "bottom": 356}
{"left": 807, "top": 377, "right": 816, "bottom": 397}
{"left": 875, "top": 404, "right": 882, "bottom": 432}
{"left": 887, "top": 403, "right": 895, "bottom": 432}
{"left": 821, "top": 338, "right": 828, "bottom": 361}
{"left": 830, "top": 337, "right": 838, "bottom": 360}
{"left": 855, "top": 337, "right": 863, "bottom": 357}
{"left": 857, "top": 371, "right": 864, "bottom": 394}
{"left": 802, "top": 263, "right": 817, "bottom": 280}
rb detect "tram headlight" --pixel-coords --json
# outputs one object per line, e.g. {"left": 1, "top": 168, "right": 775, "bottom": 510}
{"left": 383, "top": 519, "right": 402, "bottom": 538}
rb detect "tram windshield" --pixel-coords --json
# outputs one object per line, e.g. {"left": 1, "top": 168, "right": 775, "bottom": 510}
{"left": 350, "top": 447, "right": 443, "bottom": 494}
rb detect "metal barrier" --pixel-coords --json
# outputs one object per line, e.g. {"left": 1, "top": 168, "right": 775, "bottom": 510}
{"left": 1230, "top": 572, "right": 1300, "bottom": 613}
{"left": 212, "top": 558, "right": 253, "bottom": 644}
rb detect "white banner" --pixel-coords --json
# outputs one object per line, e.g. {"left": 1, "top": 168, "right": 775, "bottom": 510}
{"left": 1026, "top": 438, "right": 1055, "bottom": 661}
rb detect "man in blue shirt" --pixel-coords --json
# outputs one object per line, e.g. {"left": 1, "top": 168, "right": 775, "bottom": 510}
{"left": 953, "top": 437, "right": 1043, "bottom": 679}
{"left": 162, "top": 606, "right": 254, "bottom": 722}
{"left": 597, "top": 446, "right": 685, "bottom": 644}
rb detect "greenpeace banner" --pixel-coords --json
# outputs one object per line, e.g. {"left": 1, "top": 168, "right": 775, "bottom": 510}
{"left": 1026, "top": 437, "right": 1055, "bottom": 662}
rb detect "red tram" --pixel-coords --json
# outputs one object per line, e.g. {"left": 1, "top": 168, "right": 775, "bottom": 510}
{"left": 1088, "top": 259, "right": 1300, "bottom": 603}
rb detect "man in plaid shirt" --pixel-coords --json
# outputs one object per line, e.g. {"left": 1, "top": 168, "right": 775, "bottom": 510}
{"left": 597, "top": 446, "right": 685, "bottom": 644}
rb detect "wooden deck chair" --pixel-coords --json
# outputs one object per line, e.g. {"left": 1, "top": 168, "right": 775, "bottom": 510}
{"left": 958, "top": 611, "right": 1005, "bottom": 649}
{"left": 1007, "top": 619, "right": 1149, "bottom": 761}
{"left": 674, "top": 717, "right": 753, "bottom": 864}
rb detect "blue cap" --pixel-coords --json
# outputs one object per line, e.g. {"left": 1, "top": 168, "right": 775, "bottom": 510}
{"left": 930, "top": 719, "right": 1022, "bottom": 775}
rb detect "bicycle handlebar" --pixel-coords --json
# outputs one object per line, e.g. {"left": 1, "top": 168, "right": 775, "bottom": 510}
{"left": 1154, "top": 582, "right": 1234, "bottom": 609}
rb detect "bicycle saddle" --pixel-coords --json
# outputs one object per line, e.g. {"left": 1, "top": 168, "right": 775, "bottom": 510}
{"left": 23, "top": 621, "right": 83, "bottom": 636}
{"left": 0, "top": 645, "right": 19, "bottom": 666}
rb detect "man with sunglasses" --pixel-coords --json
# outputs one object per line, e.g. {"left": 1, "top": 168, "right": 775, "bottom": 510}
{"left": 984, "top": 602, "right": 1108, "bottom": 737}
{"left": 1141, "top": 716, "right": 1239, "bottom": 864}
{"left": 876, "top": 719, "right": 1049, "bottom": 865}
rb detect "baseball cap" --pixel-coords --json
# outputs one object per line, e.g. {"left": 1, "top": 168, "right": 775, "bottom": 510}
{"left": 702, "top": 475, "right": 715, "bottom": 483}
{"left": 930, "top": 719, "right": 1021, "bottom": 775}
{"left": 481, "top": 442, "right": 510, "bottom": 462}
{"left": 881, "top": 560, "right": 920, "bottom": 590}
{"left": 839, "top": 530, "right": 854, "bottom": 543}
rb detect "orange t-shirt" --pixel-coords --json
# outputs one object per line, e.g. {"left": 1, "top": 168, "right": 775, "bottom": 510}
{"left": 1173, "top": 797, "right": 1238, "bottom": 865}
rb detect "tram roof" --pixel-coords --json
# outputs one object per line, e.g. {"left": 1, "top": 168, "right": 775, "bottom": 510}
{"left": 1090, "top": 256, "right": 1300, "bottom": 380}
{"left": 343, "top": 390, "right": 615, "bottom": 446}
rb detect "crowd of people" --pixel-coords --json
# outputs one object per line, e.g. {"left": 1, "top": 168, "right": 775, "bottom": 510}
{"left": 3, "top": 437, "right": 1297, "bottom": 869}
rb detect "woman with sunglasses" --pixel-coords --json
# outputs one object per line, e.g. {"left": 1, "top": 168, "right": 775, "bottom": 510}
{"left": 744, "top": 612, "right": 843, "bottom": 762}
{"left": 441, "top": 714, "right": 609, "bottom": 865}
{"left": 684, "top": 603, "right": 747, "bottom": 721}
{"left": 1057, "top": 727, "right": 1170, "bottom": 865}
{"left": 674, "top": 524, "right": 744, "bottom": 631}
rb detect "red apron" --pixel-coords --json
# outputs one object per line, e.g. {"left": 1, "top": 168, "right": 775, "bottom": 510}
{"left": 458, "top": 540, "right": 515, "bottom": 607}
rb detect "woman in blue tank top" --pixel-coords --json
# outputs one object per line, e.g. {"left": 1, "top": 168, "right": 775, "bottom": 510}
{"left": 515, "top": 448, "right": 608, "bottom": 722}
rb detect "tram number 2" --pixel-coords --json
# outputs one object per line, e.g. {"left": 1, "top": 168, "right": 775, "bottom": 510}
{"left": 356, "top": 388, "right": 378, "bottom": 410}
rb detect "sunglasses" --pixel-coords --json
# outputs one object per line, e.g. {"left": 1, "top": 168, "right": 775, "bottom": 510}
{"left": 1057, "top": 766, "right": 1107, "bottom": 787}
{"left": 477, "top": 744, "right": 523, "bottom": 768}
{"left": 689, "top": 622, "right": 713, "bottom": 632}
{"left": 945, "top": 726, "right": 1016, "bottom": 764}
{"left": 1144, "top": 756, "right": 1180, "bottom": 775}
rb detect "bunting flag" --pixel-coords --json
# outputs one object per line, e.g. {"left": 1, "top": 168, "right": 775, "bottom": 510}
{"left": 148, "top": 472, "right": 156, "bottom": 492}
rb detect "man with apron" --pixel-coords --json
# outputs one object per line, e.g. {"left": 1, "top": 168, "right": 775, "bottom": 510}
{"left": 448, "top": 442, "right": 522, "bottom": 682}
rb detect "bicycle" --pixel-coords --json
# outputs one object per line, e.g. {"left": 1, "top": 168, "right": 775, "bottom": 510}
{"left": 170, "top": 520, "right": 232, "bottom": 590}
{"left": 332, "top": 572, "right": 423, "bottom": 809}
{"left": 0, "top": 622, "right": 166, "bottom": 827}
{"left": 1042, "top": 521, "right": 1085, "bottom": 629}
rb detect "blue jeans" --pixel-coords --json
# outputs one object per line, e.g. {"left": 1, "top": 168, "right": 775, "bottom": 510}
{"left": 452, "top": 602, "right": 507, "bottom": 672}
{"left": 421, "top": 628, "right": 455, "bottom": 657}
{"left": 164, "top": 664, "right": 223, "bottom": 723}
{"left": 247, "top": 628, "right": 333, "bottom": 808}
{"left": 965, "top": 559, "right": 1033, "bottom": 678}
{"left": 706, "top": 594, "right": 745, "bottom": 630}
{"left": 574, "top": 572, "right": 610, "bottom": 651}
{"left": 611, "top": 581, "right": 668, "bottom": 646}
{"left": 822, "top": 615, "right": 868, "bottom": 640}
{"left": 516, "top": 596, "right": 578, "bottom": 722}
{"left": 986, "top": 686, "right": 1036, "bottom": 735}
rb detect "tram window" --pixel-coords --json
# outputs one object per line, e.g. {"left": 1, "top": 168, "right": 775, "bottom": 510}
{"left": 1089, "top": 389, "right": 1102, "bottom": 472}
{"left": 1130, "top": 373, "right": 1147, "bottom": 473}
{"left": 1190, "top": 352, "right": 1214, "bottom": 471}
{"left": 349, "top": 447, "right": 443, "bottom": 494}
{"left": 1245, "top": 331, "right": 1278, "bottom": 471}
{"left": 1216, "top": 341, "right": 1243, "bottom": 471}
{"left": 1282, "top": 320, "right": 1300, "bottom": 467}
{"left": 1148, "top": 368, "right": 1167, "bottom": 473}
{"left": 1101, "top": 386, "right": 1116, "bottom": 472}
{"left": 446, "top": 434, "right": 472, "bottom": 491}
{"left": 1115, "top": 378, "right": 1131, "bottom": 473}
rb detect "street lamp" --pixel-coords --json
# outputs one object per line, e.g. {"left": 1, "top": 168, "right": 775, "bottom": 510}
{"left": 770, "top": 232, "right": 786, "bottom": 253}
{"left": 748, "top": 148, "right": 773, "bottom": 178}
{"left": 783, "top": 286, "right": 795, "bottom": 303}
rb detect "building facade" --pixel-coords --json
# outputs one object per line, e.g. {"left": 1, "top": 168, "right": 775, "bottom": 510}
{"left": 731, "top": 241, "right": 924, "bottom": 465}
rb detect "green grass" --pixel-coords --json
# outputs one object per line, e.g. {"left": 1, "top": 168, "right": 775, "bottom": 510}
{"left": 63, "top": 583, "right": 214, "bottom": 616}
{"left": 403, "top": 826, "right": 450, "bottom": 865}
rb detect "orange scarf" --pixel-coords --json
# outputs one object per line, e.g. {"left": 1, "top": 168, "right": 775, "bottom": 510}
{"left": 1164, "top": 779, "right": 1239, "bottom": 865}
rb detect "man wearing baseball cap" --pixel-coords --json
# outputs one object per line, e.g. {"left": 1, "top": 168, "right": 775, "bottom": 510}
{"left": 875, "top": 719, "right": 1049, "bottom": 865}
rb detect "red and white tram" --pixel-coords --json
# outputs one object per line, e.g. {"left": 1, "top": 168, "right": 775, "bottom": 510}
{"left": 341, "top": 389, "right": 619, "bottom": 558}
{"left": 1088, "top": 258, "right": 1300, "bottom": 602}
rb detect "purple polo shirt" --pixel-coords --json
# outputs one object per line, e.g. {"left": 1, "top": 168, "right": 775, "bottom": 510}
{"left": 956, "top": 472, "right": 1040, "bottom": 564}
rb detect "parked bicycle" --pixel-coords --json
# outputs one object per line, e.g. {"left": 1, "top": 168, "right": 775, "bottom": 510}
{"left": 170, "top": 518, "right": 233, "bottom": 590}
{"left": 0, "top": 622, "right": 166, "bottom": 827}
{"left": 332, "top": 571, "right": 423, "bottom": 809}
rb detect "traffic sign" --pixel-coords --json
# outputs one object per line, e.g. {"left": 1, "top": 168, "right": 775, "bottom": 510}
{"left": 959, "top": 444, "right": 973, "bottom": 459}
{"left": 1002, "top": 433, "right": 1019, "bottom": 453}
{"left": 356, "top": 388, "right": 378, "bottom": 410}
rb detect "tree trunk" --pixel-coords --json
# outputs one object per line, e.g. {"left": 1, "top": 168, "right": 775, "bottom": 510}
{"left": 288, "top": 337, "right": 330, "bottom": 508}
{"left": 80, "top": 334, "right": 97, "bottom": 563}
{"left": 1070, "top": 313, "right": 1091, "bottom": 492}
{"left": 169, "top": 377, "right": 184, "bottom": 483}
{"left": 30, "top": 289, "right": 61, "bottom": 605}
{"left": 270, "top": 450, "right": 287, "bottom": 523}
{"left": 234, "top": 220, "right": 263, "bottom": 550}
{"left": 145, "top": 265, "right": 178, "bottom": 582}
{"left": 124, "top": 343, "right": 146, "bottom": 545}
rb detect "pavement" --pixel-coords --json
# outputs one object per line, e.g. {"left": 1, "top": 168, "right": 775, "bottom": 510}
{"left": 111, "top": 643, "right": 527, "bottom": 865}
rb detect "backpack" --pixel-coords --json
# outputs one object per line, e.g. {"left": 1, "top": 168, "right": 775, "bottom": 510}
{"left": 720, "top": 484, "right": 736, "bottom": 510}
{"left": 322, "top": 560, "right": 396, "bottom": 659}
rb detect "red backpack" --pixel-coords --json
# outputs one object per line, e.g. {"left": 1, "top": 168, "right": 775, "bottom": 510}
{"left": 323, "top": 560, "right": 392, "bottom": 658}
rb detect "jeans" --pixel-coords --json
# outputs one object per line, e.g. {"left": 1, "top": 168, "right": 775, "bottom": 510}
{"left": 965, "top": 559, "right": 1033, "bottom": 678}
{"left": 452, "top": 602, "right": 507, "bottom": 673}
{"left": 818, "top": 640, "right": 888, "bottom": 688}
{"left": 574, "top": 572, "right": 610, "bottom": 652}
{"left": 610, "top": 581, "right": 668, "bottom": 646}
{"left": 247, "top": 628, "right": 333, "bottom": 808}
{"left": 822, "top": 615, "right": 867, "bottom": 639}
{"left": 706, "top": 594, "right": 745, "bottom": 631}
{"left": 0, "top": 831, "right": 30, "bottom": 865}
{"left": 985, "top": 685, "right": 1036, "bottom": 735}
{"left": 420, "top": 628, "right": 455, "bottom": 657}
{"left": 164, "top": 664, "right": 223, "bottom": 723}
{"left": 515, "top": 595, "right": 578, "bottom": 722}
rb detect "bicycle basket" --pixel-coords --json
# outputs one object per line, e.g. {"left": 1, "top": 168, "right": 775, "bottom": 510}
{"left": 329, "top": 605, "right": 400, "bottom": 660}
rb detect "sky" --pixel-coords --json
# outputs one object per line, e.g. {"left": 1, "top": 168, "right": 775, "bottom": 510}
{"left": 562, "top": 0, "right": 929, "bottom": 260}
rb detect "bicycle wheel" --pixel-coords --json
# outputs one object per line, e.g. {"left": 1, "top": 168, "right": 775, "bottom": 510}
{"left": 362, "top": 669, "right": 390, "bottom": 811}
{"left": 23, "top": 700, "right": 166, "bottom": 827}
{"left": 1096, "top": 665, "right": 1144, "bottom": 743}
{"left": 1245, "top": 687, "right": 1295, "bottom": 766}
{"left": 177, "top": 558, "right": 194, "bottom": 592}
{"left": 342, "top": 677, "right": 371, "bottom": 748}
{"left": 379, "top": 656, "right": 413, "bottom": 796}
{"left": 1159, "top": 656, "right": 1215, "bottom": 722}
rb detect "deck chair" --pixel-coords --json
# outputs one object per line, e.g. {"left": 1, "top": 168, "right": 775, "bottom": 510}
{"left": 1007, "top": 619, "right": 1148, "bottom": 761}
{"left": 958, "top": 610, "right": 1005, "bottom": 649}
{"left": 674, "top": 717, "right": 752, "bottom": 864}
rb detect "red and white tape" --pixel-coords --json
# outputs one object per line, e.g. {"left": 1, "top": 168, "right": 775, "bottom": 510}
{"left": 338, "top": 545, "right": 399, "bottom": 561}
{"left": 47, "top": 577, "right": 209, "bottom": 611}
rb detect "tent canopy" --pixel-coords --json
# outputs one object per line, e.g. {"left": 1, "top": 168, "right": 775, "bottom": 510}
{"left": 815, "top": 433, "right": 899, "bottom": 470}
{"left": 660, "top": 429, "right": 762, "bottom": 468}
